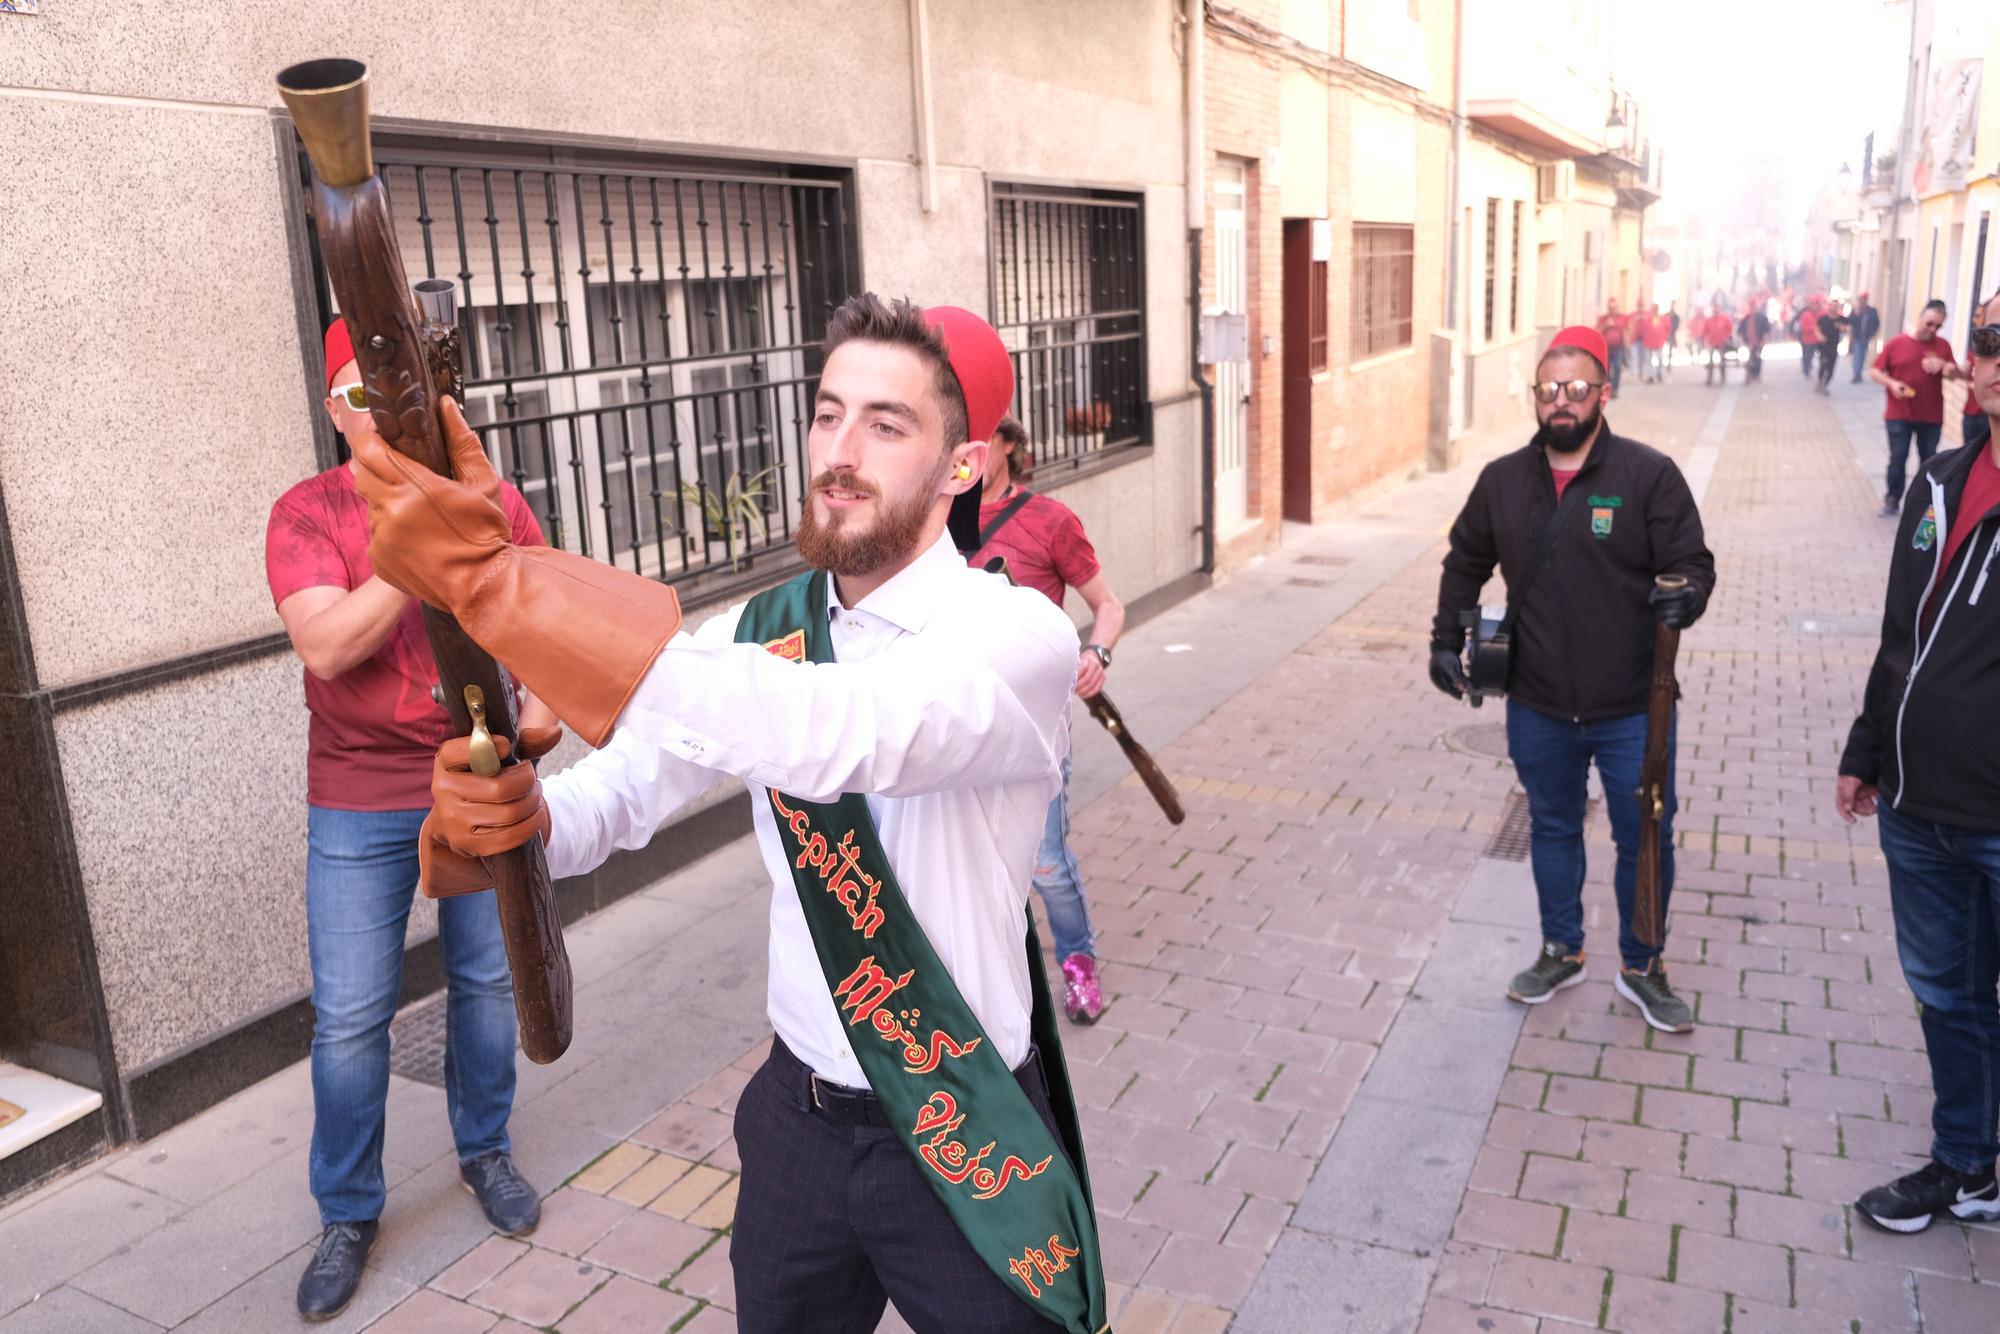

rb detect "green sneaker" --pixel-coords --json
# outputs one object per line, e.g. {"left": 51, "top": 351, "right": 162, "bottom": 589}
{"left": 1615, "top": 959, "right": 1694, "bottom": 1033}
{"left": 1506, "top": 941, "right": 1587, "bottom": 1004}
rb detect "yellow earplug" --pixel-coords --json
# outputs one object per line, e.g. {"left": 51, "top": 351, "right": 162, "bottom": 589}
{"left": 957, "top": 464, "right": 974, "bottom": 481}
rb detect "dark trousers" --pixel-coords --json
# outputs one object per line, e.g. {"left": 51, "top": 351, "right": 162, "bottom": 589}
{"left": 1802, "top": 341, "right": 1819, "bottom": 375}
{"left": 1705, "top": 347, "right": 1727, "bottom": 384}
{"left": 1885, "top": 419, "right": 1943, "bottom": 506}
{"left": 1607, "top": 348, "right": 1624, "bottom": 392}
{"left": 730, "top": 1040, "right": 1070, "bottom": 1334}
{"left": 1817, "top": 343, "right": 1840, "bottom": 386}
{"left": 1966, "top": 411, "right": 1993, "bottom": 453}
{"left": 1508, "top": 703, "right": 1676, "bottom": 971}
{"left": 1877, "top": 805, "right": 2000, "bottom": 1175}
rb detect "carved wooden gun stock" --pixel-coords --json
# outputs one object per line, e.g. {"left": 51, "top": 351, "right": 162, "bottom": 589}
{"left": 1084, "top": 693, "right": 1186, "bottom": 826}
{"left": 277, "top": 58, "right": 573, "bottom": 1063}
{"left": 1632, "top": 574, "right": 1687, "bottom": 949}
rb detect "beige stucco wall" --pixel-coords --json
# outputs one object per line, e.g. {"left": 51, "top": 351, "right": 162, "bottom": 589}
{"left": 2, "top": 0, "right": 1189, "bottom": 686}
{"left": 6, "top": 0, "right": 1197, "bottom": 1076}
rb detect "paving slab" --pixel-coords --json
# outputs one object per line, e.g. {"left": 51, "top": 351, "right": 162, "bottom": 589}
{"left": 1230, "top": 1231, "right": 1432, "bottom": 1334}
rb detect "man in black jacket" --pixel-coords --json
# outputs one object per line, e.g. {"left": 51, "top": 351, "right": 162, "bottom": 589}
{"left": 1837, "top": 322, "right": 2000, "bottom": 1236}
{"left": 1431, "top": 326, "right": 1717, "bottom": 1032}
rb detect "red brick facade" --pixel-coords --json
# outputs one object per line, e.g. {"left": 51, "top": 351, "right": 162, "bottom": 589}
{"left": 1201, "top": 3, "right": 1456, "bottom": 567}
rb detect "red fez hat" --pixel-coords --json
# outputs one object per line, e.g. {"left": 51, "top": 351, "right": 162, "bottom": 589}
{"left": 323, "top": 317, "right": 356, "bottom": 391}
{"left": 1545, "top": 325, "right": 1608, "bottom": 372}
{"left": 923, "top": 306, "right": 1017, "bottom": 553}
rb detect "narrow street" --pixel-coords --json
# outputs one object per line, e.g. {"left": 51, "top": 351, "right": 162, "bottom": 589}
{"left": 3, "top": 353, "right": 1994, "bottom": 1333}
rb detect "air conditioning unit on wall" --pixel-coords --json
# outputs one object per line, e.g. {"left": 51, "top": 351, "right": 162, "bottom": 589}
{"left": 1537, "top": 161, "right": 1576, "bottom": 204}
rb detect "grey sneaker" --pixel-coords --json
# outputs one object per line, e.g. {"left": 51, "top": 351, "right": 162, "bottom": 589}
{"left": 1615, "top": 960, "right": 1694, "bottom": 1033}
{"left": 1506, "top": 942, "right": 1587, "bottom": 1003}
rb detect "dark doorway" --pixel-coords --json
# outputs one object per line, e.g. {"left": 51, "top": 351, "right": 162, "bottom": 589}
{"left": 1281, "top": 219, "right": 1322, "bottom": 523}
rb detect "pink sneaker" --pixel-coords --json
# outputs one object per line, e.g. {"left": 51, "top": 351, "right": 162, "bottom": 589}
{"left": 1061, "top": 955, "right": 1104, "bottom": 1025}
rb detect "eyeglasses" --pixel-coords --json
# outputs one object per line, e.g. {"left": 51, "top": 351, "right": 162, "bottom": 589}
{"left": 329, "top": 383, "right": 367, "bottom": 410}
{"left": 1970, "top": 325, "right": 2000, "bottom": 359}
{"left": 1531, "top": 379, "right": 1604, "bottom": 405}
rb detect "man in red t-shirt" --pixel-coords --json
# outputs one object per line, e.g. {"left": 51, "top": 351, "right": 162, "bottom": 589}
{"left": 1868, "top": 300, "right": 1968, "bottom": 516}
{"left": 269, "top": 319, "right": 555, "bottom": 1319}
{"left": 967, "top": 416, "right": 1123, "bottom": 1024}
{"left": 1597, "top": 301, "right": 1628, "bottom": 394}
{"left": 1639, "top": 305, "right": 1669, "bottom": 384}
{"left": 1700, "top": 307, "right": 1734, "bottom": 385}
{"left": 1799, "top": 295, "right": 1825, "bottom": 379}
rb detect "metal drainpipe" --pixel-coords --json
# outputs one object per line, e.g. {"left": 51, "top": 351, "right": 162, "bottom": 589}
{"left": 1186, "top": 0, "right": 1214, "bottom": 574}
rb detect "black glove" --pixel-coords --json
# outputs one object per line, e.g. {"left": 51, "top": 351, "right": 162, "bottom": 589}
{"left": 1649, "top": 580, "right": 1702, "bottom": 630}
{"left": 1428, "top": 639, "right": 1469, "bottom": 700}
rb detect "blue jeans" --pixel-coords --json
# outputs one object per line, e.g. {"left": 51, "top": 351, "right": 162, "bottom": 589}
{"left": 1033, "top": 757, "right": 1096, "bottom": 963}
{"left": 1506, "top": 703, "right": 1675, "bottom": 971}
{"left": 1852, "top": 339, "right": 1872, "bottom": 383}
{"left": 306, "top": 805, "right": 517, "bottom": 1225}
{"left": 1885, "top": 419, "right": 1943, "bottom": 506}
{"left": 1876, "top": 805, "right": 2000, "bottom": 1175}
{"left": 1607, "top": 348, "right": 1624, "bottom": 393}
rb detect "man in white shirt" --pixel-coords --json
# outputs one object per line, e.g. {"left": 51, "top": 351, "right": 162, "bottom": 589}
{"left": 347, "top": 295, "right": 1108, "bottom": 1334}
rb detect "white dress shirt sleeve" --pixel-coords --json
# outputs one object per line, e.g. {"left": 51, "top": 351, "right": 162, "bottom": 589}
{"left": 615, "top": 589, "right": 1077, "bottom": 803}
{"left": 538, "top": 604, "right": 744, "bottom": 879}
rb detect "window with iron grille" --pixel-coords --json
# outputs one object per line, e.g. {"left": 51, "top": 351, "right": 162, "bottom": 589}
{"left": 1308, "top": 258, "right": 1329, "bottom": 372}
{"left": 294, "top": 135, "right": 856, "bottom": 590}
{"left": 1351, "top": 223, "right": 1415, "bottom": 359}
{"left": 1510, "top": 200, "right": 1524, "bottom": 335}
{"left": 1482, "top": 199, "right": 1498, "bottom": 342}
{"left": 988, "top": 183, "right": 1148, "bottom": 475}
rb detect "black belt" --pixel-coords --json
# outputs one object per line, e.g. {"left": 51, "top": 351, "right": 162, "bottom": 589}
{"left": 769, "top": 1036, "right": 1043, "bottom": 1130}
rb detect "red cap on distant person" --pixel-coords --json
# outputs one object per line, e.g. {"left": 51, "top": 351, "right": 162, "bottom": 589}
{"left": 323, "top": 318, "right": 355, "bottom": 391}
{"left": 1545, "top": 325, "right": 1608, "bottom": 372}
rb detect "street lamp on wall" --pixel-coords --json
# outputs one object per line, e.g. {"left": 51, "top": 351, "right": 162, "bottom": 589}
{"left": 1837, "top": 162, "right": 1854, "bottom": 192}
{"left": 1604, "top": 99, "right": 1628, "bottom": 154}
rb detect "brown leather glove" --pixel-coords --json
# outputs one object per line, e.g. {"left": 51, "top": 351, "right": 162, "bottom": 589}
{"left": 419, "top": 726, "right": 562, "bottom": 899}
{"left": 350, "top": 397, "right": 682, "bottom": 745}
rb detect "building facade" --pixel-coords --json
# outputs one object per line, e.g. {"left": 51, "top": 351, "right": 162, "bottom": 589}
{"left": 0, "top": 0, "right": 1203, "bottom": 1194}
{"left": 1201, "top": 0, "right": 1456, "bottom": 565}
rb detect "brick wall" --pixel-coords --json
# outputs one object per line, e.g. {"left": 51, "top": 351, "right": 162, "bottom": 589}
{"left": 1203, "top": 7, "right": 1457, "bottom": 546}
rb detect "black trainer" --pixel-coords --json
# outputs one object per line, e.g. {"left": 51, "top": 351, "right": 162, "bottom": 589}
{"left": 461, "top": 1150, "right": 540, "bottom": 1237}
{"left": 296, "top": 1220, "right": 376, "bottom": 1322}
{"left": 1856, "top": 1160, "right": 2000, "bottom": 1234}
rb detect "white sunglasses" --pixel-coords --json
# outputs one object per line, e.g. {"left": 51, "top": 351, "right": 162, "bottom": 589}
{"left": 328, "top": 383, "right": 367, "bottom": 410}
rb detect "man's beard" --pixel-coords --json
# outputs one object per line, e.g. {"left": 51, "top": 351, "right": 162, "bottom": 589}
{"left": 794, "top": 460, "right": 946, "bottom": 576}
{"left": 1534, "top": 403, "right": 1602, "bottom": 454}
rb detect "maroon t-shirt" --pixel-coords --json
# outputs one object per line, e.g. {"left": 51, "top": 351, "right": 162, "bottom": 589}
{"left": 1875, "top": 333, "right": 1957, "bottom": 424}
{"left": 265, "top": 464, "right": 544, "bottom": 810}
{"left": 968, "top": 487, "right": 1100, "bottom": 610}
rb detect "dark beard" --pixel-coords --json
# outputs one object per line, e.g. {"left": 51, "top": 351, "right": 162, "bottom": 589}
{"left": 794, "top": 460, "right": 947, "bottom": 577}
{"left": 1534, "top": 403, "right": 1603, "bottom": 454}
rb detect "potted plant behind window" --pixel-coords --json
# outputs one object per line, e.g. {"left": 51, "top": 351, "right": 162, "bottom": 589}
{"left": 679, "top": 465, "right": 777, "bottom": 572}
{"left": 1062, "top": 399, "right": 1112, "bottom": 454}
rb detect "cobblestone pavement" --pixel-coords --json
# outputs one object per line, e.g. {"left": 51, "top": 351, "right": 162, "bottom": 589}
{"left": 2, "top": 355, "right": 1992, "bottom": 1333}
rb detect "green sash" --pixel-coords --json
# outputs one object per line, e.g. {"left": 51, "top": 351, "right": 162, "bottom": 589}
{"left": 737, "top": 571, "right": 1109, "bottom": 1334}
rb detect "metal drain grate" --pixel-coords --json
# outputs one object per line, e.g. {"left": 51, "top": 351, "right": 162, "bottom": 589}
{"left": 1485, "top": 792, "right": 1535, "bottom": 859}
{"left": 1788, "top": 614, "right": 1879, "bottom": 637}
{"left": 1285, "top": 576, "right": 1332, "bottom": 588}
{"left": 1482, "top": 792, "right": 1598, "bottom": 861}
{"left": 388, "top": 997, "right": 448, "bottom": 1087}
{"left": 1294, "top": 554, "right": 1353, "bottom": 568}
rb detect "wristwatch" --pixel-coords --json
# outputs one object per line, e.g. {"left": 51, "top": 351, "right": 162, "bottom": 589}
{"left": 1085, "top": 643, "right": 1113, "bottom": 669}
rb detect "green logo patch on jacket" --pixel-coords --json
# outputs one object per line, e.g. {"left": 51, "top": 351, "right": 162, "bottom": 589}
{"left": 1913, "top": 503, "right": 1937, "bottom": 552}
{"left": 1591, "top": 507, "right": 1615, "bottom": 538}
{"left": 1586, "top": 494, "right": 1623, "bottom": 508}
